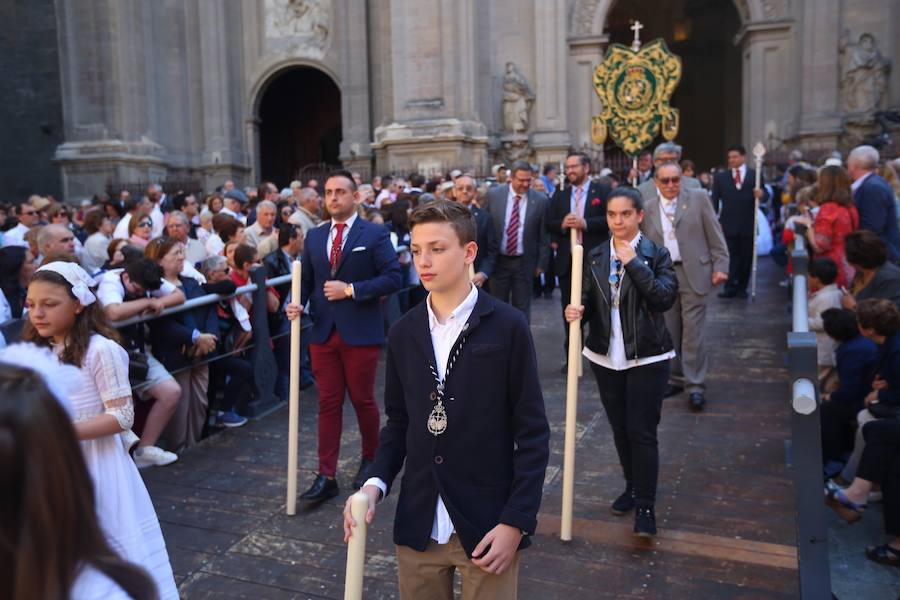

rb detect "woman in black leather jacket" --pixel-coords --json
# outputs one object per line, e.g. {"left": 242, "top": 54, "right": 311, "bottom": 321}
{"left": 565, "top": 186, "right": 678, "bottom": 538}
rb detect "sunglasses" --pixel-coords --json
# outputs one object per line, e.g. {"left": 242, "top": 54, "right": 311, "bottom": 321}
{"left": 656, "top": 177, "right": 680, "bottom": 185}
{"left": 22, "top": 210, "right": 37, "bottom": 216}
{"left": 137, "top": 221, "right": 152, "bottom": 227}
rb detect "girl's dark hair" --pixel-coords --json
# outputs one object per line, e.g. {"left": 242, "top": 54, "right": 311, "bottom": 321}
{"left": 815, "top": 165, "right": 854, "bottom": 208}
{"left": 21, "top": 270, "right": 121, "bottom": 367}
{"left": 107, "top": 238, "right": 127, "bottom": 263}
{"left": 0, "top": 363, "right": 157, "bottom": 600}
{"left": 822, "top": 308, "right": 859, "bottom": 342}
{"left": 607, "top": 186, "right": 644, "bottom": 212}
{"left": 83, "top": 209, "right": 107, "bottom": 235}
{"left": 857, "top": 298, "right": 900, "bottom": 337}
{"left": 0, "top": 246, "right": 29, "bottom": 319}
{"left": 217, "top": 216, "right": 244, "bottom": 242}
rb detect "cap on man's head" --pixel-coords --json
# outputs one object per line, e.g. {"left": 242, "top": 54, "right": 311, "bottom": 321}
{"left": 30, "top": 196, "right": 51, "bottom": 211}
{"left": 491, "top": 164, "right": 508, "bottom": 175}
{"left": 224, "top": 189, "right": 249, "bottom": 205}
{"left": 450, "top": 169, "right": 462, "bottom": 179}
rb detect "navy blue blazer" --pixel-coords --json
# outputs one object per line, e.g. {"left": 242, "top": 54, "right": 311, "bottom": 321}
{"left": 855, "top": 173, "right": 900, "bottom": 261}
{"left": 300, "top": 218, "right": 402, "bottom": 346}
{"left": 368, "top": 288, "right": 550, "bottom": 557}
{"left": 470, "top": 205, "right": 497, "bottom": 277}
{"left": 830, "top": 335, "right": 878, "bottom": 406}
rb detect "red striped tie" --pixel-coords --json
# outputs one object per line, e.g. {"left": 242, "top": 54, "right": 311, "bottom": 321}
{"left": 505, "top": 195, "right": 521, "bottom": 255}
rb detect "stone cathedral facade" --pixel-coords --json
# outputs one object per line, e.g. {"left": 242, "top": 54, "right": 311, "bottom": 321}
{"left": 3, "top": 0, "right": 898, "bottom": 200}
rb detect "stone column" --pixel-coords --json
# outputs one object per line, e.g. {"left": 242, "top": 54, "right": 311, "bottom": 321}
{"left": 371, "top": 0, "right": 487, "bottom": 175}
{"left": 567, "top": 36, "right": 608, "bottom": 164}
{"left": 796, "top": 1, "right": 842, "bottom": 141}
{"left": 336, "top": 0, "right": 374, "bottom": 175}
{"left": 531, "top": 0, "right": 571, "bottom": 164}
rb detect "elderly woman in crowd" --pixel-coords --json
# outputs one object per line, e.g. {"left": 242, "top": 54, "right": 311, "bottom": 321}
{"left": 127, "top": 214, "right": 154, "bottom": 250}
{"left": 81, "top": 209, "right": 114, "bottom": 275}
{"left": 842, "top": 230, "right": 900, "bottom": 309}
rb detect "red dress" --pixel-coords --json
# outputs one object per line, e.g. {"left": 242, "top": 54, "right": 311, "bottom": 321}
{"left": 812, "top": 202, "right": 859, "bottom": 287}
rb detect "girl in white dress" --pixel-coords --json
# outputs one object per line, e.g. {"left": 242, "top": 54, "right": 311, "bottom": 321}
{"left": 22, "top": 261, "right": 179, "bottom": 600}
{"left": 0, "top": 345, "right": 157, "bottom": 600}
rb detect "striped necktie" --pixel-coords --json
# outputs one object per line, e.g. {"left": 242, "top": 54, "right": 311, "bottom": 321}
{"left": 505, "top": 195, "right": 521, "bottom": 255}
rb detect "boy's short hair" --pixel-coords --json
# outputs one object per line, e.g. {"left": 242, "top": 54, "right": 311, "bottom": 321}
{"left": 233, "top": 243, "right": 257, "bottom": 269}
{"left": 808, "top": 258, "right": 838, "bottom": 285}
{"left": 822, "top": 308, "right": 859, "bottom": 342}
{"left": 857, "top": 298, "right": 900, "bottom": 337}
{"left": 408, "top": 199, "right": 476, "bottom": 245}
{"left": 124, "top": 257, "right": 163, "bottom": 291}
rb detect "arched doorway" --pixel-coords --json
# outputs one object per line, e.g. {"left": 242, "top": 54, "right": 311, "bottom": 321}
{"left": 605, "top": 0, "right": 742, "bottom": 171}
{"left": 257, "top": 66, "right": 342, "bottom": 186}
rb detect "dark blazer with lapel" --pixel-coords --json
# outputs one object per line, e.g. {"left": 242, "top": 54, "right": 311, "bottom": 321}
{"left": 484, "top": 184, "right": 551, "bottom": 274}
{"left": 300, "top": 218, "right": 402, "bottom": 345}
{"left": 710, "top": 168, "right": 768, "bottom": 238}
{"left": 855, "top": 173, "right": 900, "bottom": 261}
{"left": 470, "top": 205, "right": 497, "bottom": 277}
{"left": 368, "top": 289, "right": 550, "bottom": 557}
{"left": 546, "top": 180, "right": 611, "bottom": 276}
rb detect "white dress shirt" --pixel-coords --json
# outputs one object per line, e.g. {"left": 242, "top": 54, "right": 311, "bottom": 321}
{"left": 1, "top": 222, "right": 30, "bottom": 248}
{"left": 326, "top": 211, "right": 358, "bottom": 257}
{"left": 149, "top": 202, "right": 165, "bottom": 239}
{"left": 501, "top": 188, "right": 528, "bottom": 255}
{"left": 582, "top": 235, "right": 676, "bottom": 371}
{"left": 657, "top": 189, "right": 682, "bottom": 263}
{"left": 366, "top": 283, "right": 480, "bottom": 544}
{"left": 732, "top": 164, "right": 747, "bottom": 189}
{"left": 570, "top": 180, "right": 590, "bottom": 220}
{"left": 220, "top": 206, "right": 247, "bottom": 225}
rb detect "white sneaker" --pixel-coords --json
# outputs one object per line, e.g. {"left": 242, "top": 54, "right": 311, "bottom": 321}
{"left": 133, "top": 445, "right": 178, "bottom": 469}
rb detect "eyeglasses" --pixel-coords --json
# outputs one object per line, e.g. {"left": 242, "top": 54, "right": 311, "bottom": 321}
{"left": 656, "top": 177, "right": 680, "bottom": 185}
{"left": 137, "top": 221, "right": 152, "bottom": 228}
{"left": 21, "top": 210, "right": 37, "bottom": 216}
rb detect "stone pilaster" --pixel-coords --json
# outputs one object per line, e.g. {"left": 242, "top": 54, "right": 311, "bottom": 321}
{"left": 531, "top": 0, "right": 571, "bottom": 164}
{"left": 337, "top": 0, "right": 374, "bottom": 173}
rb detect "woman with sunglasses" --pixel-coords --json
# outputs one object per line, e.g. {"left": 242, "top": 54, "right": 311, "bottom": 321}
{"left": 565, "top": 186, "right": 678, "bottom": 538}
{"left": 127, "top": 216, "right": 153, "bottom": 249}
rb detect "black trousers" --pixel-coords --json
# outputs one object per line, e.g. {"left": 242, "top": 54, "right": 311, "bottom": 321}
{"left": 590, "top": 359, "right": 670, "bottom": 505}
{"left": 820, "top": 400, "right": 862, "bottom": 463}
{"left": 857, "top": 419, "right": 900, "bottom": 536}
{"left": 489, "top": 255, "right": 532, "bottom": 323}
{"left": 724, "top": 233, "right": 754, "bottom": 293}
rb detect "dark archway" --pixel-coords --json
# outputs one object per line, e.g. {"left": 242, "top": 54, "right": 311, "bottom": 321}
{"left": 258, "top": 67, "right": 342, "bottom": 186}
{"left": 606, "top": 0, "right": 742, "bottom": 171}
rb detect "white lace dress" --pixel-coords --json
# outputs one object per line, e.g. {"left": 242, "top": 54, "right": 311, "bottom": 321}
{"left": 63, "top": 335, "right": 179, "bottom": 600}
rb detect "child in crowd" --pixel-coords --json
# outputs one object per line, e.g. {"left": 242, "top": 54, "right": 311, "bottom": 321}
{"left": 0, "top": 348, "right": 158, "bottom": 600}
{"left": 20, "top": 262, "right": 178, "bottom": 598}
{"left": 808, "top": 257, "right": 844, "bottom": 389}
{"left": 341, "top": 200, "right": 550, "bottom": 600}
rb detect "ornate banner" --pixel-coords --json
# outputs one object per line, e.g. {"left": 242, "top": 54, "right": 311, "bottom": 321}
{"left": 591, "top": 38, "right": 682, "bottom": 156}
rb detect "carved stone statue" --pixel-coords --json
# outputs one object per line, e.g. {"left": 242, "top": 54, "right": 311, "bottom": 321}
{"left": 266, "top": 0, "right": 330, "bottom": 48}
{"left": 839, "top": 31, "right": 891, "bottom": 116}
{"left": 501, "top": 62, "right": 534, "bottom": 134}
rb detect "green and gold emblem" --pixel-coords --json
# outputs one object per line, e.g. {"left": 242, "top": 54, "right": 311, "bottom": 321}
{"left": 591, "top": 38, "right": 682, "bottom": 156}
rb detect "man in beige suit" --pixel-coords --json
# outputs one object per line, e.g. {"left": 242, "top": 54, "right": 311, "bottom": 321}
{"left": 640, "top": 162, "right": 729, "bottom": 411}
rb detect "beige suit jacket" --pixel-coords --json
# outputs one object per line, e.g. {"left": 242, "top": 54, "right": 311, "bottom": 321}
{"left": 640, "top": 186, "right": 729, "bottom": 295}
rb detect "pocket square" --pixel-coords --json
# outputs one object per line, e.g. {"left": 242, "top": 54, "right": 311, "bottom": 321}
{"left": 591, "top": 197, "right": 601, "bottom": 206}
{"left": 352, "top": 246, "right": 367, "bottom": 252}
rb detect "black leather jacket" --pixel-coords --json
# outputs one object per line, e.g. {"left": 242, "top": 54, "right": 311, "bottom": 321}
{"left": 581, "top": 235, "right": 678, "bottom": 360}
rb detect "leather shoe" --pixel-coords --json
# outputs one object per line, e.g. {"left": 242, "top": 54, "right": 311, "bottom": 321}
{"left": 689, "top": 392, "right": 706, "bottom": 411}
{"left": 352, "top": 458, "right": 374, "bottom": 490}
{"left": 718, "top": 289, "right": 737, "bottom": 299}
{"left": 299, "top": 474, "right": 339, "bottom": 503}
{"left": 610, "top": 488, "right": 635, "bottom": 516}
{"left": 634, "top": 504, "right": 657, "bottom": 537}
{"left": 664, "top": 384, "right": 684, "bottom": 398}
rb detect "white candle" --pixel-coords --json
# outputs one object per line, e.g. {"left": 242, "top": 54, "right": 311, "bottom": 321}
{"left": 344, "top": 492, "right": 369, "bottom": 599}
{"left": 561, "top": 234, "right": 583, "bottom": 541}
{"left": 286, "top": 259, "right": 301, "bottom": 515}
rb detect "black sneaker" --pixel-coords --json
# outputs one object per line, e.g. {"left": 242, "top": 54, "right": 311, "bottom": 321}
{"left": 634, "top": 505, "right": 657, "bottom": 537}
{"left": 610, "top": 489, "right": 635, "bottom": 516}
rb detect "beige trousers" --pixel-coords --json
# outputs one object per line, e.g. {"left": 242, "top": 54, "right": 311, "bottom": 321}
{"left": 396, "top": 535, "right": 520, "bottom": 600}
{"left": 163, "top": 364, "right": 209, "bottom": 451}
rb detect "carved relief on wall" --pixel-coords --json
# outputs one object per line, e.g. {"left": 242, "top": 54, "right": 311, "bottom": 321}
{"left": 264, "top": 0, "right": 331, "bottom": 58}
{"left": 839, "top": 31, "right": 891, "bottom": 119}
{"left": 570, "top": 0, "right": 602, "bottom": 38}
{"left": 501, "top": 62, "right": 534, "bottom": 134}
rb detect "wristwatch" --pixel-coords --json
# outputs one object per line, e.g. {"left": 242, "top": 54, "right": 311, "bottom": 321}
{"left": 345, "top": 283, "right": 354, "bottom": 298}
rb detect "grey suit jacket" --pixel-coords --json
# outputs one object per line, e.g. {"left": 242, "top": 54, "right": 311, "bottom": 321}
{"left": 485, "top": 184, "right": 550, "bottom": 274}
{"left": 637, "top": 175, "right": 701, "bottom": 199}
{"left": 639, "top": 186, "right": 729, "bottom": 295}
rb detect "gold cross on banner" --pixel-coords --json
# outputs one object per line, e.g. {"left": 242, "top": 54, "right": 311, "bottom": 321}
{"left": 631, "top": 20, "right": 644, "bottom": 51}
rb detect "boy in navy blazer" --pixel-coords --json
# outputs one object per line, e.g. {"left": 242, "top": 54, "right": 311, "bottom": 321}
{"left": 343, "top": 200, "right": 550, "bottom": 599}
{"left": 286, "top": 171, "right": 402, "bottom": 503}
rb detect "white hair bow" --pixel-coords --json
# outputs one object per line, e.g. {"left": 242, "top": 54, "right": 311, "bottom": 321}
{"left": 36, "top": 261, "right": 97, "bottom": 306}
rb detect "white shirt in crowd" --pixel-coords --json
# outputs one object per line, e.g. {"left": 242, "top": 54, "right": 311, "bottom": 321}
{"left": 1, "top": 222, "right": 30, "bottom": 248}
{"left": 112, "top": 213, "right": 132, "bottom": 240}
{"left": 501, "top": 188, "right": 528, "bottom": 256}
{"left": 149, "top": 202, "right": 165, "bottom": 239}
{"left": 732, "top": 164, "right": 747, "bottom": 188}
{"left": 96, "top": 269, "right": 177, "bottom": 307}
{"left": 326, "top": 211, "right": 358, "bottom": 257}
{"left": 220, "top": 206, "right": 246, "bottom": 225}
{"left": 582, "top": 234, "right": 676, "bottom": 371}
{"left": 205, "top": 233, "right": 225, "bottom": 257}
{"left": 366, "top": 282, "right": 480, "bottom": 543}
{"left": 657, "top": 188, "right": 682, "bottom": 263}
{"left": 81, "top": 232, "right": 111, "bottom": 275}
{"left": 569, "top": 179, "right": 590, "bottom": 220}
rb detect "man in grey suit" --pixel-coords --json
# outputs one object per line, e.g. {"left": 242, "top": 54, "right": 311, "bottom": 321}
{"left": 640, "top": 162, "right": 729, "bottom": 411}
{"left": 637, "top": 142, "right": 701, "bottom": 197}
{"left": 485, "top": 160, "right": 550, "bottom": 322}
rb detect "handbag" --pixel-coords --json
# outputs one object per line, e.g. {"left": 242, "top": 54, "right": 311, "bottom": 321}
{"left": 127, "top": 350, "right": 150, "bottom": 387}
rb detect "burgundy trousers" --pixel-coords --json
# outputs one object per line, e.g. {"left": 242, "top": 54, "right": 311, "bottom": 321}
{"left": 309, "top": 329, "right": 381, "bottom": 477}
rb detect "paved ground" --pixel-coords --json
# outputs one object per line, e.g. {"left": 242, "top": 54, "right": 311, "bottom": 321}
{"left": 141, "top": 260, "right": 900, "bottom": 599}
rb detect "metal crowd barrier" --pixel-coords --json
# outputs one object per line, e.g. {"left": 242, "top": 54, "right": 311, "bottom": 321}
{"left": 113, "top": 266, "right": 416, "bottom": 417}
{"left": 785, "top": 235, "right": 831, "bottom": 599}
